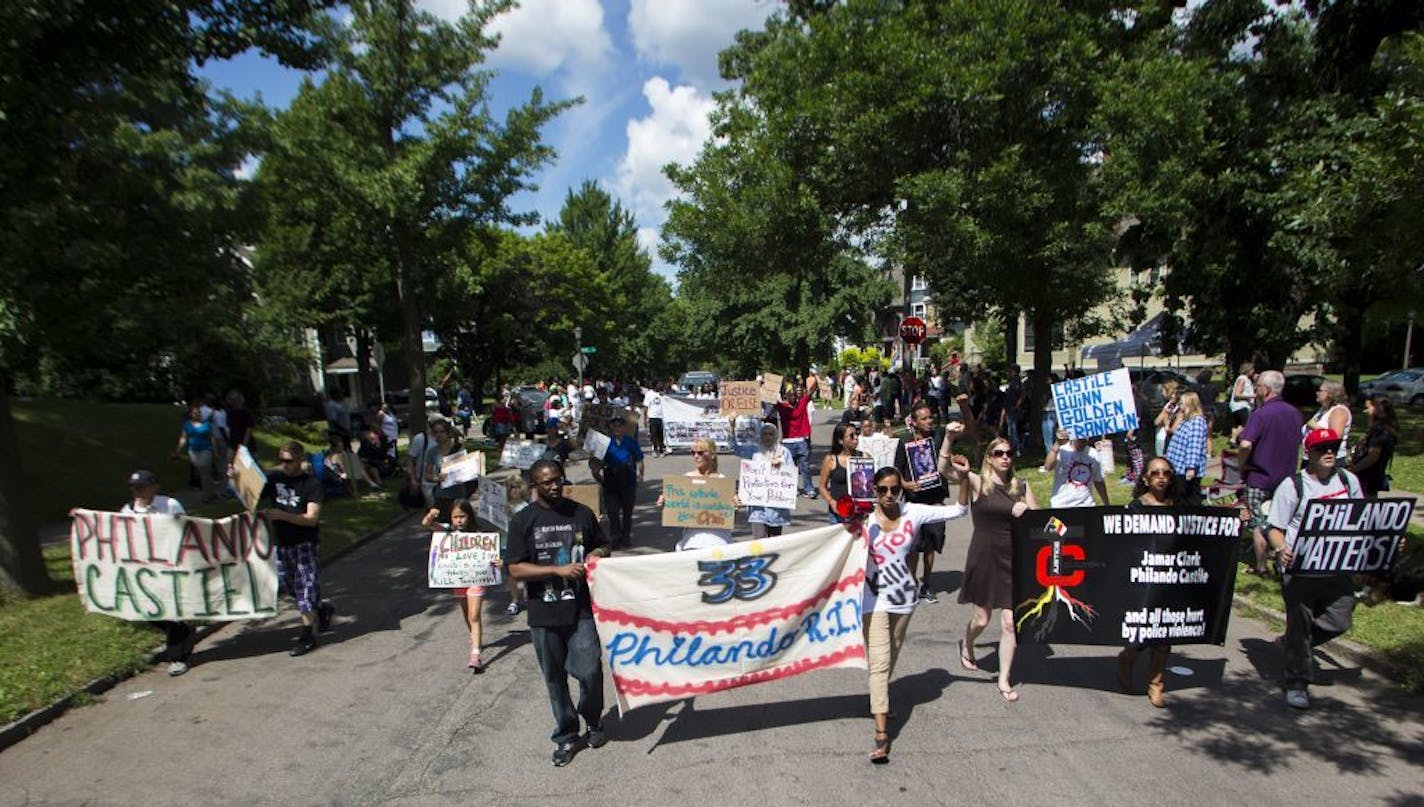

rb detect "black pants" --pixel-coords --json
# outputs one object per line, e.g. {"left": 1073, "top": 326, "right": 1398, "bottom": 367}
{"left": 530, "top": 618, "right": 604, "bottom": 745}
{"left": 160, "top": 621, "right": 193, "bottom": 662}
{"left": 1281, "top": 573, "right": 1354, "bottom": 690}
{"left": 649, "top": 418, "right": 665, "bottom": 453}
{"left": 604, "top": 482, "right": 636, "bottom": 543}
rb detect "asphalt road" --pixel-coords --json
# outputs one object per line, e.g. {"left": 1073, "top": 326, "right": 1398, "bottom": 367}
{"left": 3, "top": 415, "right": 1422, "bottom": 806}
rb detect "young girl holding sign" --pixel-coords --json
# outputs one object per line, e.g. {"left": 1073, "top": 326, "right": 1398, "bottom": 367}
{"left": 423, "top": 499, "right": 502, "bottom": 673}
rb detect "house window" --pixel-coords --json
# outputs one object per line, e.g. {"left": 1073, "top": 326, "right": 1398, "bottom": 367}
{"left": 910, "top": 275, "right": 927, "bottom": 291}
{"left": 912, "top": 303, "right": 927, "bottom": 318}
{"left": 1022, "top": 321, "right": 1065, "bottom": 352}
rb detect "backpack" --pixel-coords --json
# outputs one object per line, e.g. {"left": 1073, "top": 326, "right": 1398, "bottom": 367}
{"left": 1291, "top": 467, "right": 1360, "bottom": 502}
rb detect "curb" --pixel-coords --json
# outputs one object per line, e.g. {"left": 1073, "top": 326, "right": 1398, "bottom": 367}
{"left": 1230, "top": 592, "right": 1405, "bottom": 684}
{"left": 0, "top": 508, "right": 416, "bottom": 754}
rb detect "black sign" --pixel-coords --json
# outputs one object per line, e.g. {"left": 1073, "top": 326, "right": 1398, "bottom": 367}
{"left": 1289, "top": 498, "right": 1413, "bottom": 575}
{"left": 1011, "top": 507, "right": 1241, "bottom": 646}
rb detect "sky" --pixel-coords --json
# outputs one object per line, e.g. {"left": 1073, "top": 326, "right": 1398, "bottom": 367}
{"left": 198, "top": 0, "right": 781, "bottom": 282}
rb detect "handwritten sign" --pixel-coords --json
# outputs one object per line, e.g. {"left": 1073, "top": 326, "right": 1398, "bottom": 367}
{"left": 718, "top": 380, "right": 762, "bottom": 418}
{"left": 439, "top": 449, "right": 485, "bottom": 485}
{"left": 565, "top": 484, "right": 602, "bottom": 518}
{"left": 588, "top": 524, "right": 868, "bottom": 713}
{"left": 1052, "top": 368, "right": 1139, "bottom": 440}
{"left": 1289, "top": 498, "right": 1414, "bottom": 575}
{"left": 860, "top": 434, "right": 898, "bottom": 472}
{"left": 818, "top": 378, "right": 833, "bottom": 401}
{"left": 584, "top": 429, "right": 611, "bottom": 461}
{"left": 759, "top": 372, "right": 783, "bottom": 404}
{"left": 476, "top": 472, "right": 514, "bottom": 530}
{"left": 737, "top": 460, "right": 797, "bottom": 510}
{"left": 427, "top": 530, "right": 502, "bottom": 588}
{"left": 69, "top": 510, "right": 277, "bottom": 621}
{"left": 233, "top": 444, "right": 266, "bottom": 513}
{"left": 499, "top": 439, "right": 544, "bottom": 470}
{"left": 662, "top": 476, "right": 737, "bottom": 528}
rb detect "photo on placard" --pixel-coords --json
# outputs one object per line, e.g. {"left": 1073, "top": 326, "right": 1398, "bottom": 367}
{"left": 904, "top": 438, "right": 940, "bottom": 486}
{"left": 849, "top": 456, "right": 875, "bottom": 502}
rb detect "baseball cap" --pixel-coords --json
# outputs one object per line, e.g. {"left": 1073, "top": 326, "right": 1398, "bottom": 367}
{"left": 127, "top": 469, "right": 158, "bottom": 487}
{"left": 1304, "top": 428, "right": 1341, "bottom": 451}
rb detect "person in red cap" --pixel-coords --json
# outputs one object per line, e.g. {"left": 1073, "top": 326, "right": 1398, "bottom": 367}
{"left": 1265, "top": 427, "right": 1363, "bottom": 710}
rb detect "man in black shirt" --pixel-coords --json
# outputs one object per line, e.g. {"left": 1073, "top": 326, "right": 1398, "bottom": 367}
{"left": 506, "top": 458, "right": 609, "bottom": 767}
{"left": 894, "top": 402, "right": 966, "bottom": 603}
{"left": 260, "top": 441, "right": 336, "bottom": 656}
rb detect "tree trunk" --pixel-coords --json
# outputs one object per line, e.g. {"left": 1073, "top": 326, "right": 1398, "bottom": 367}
{"left": 1337, "top": 303, "right": 1366, "bottom": 396}
{"left": 392, "top": 230, "right": 428, "bottom": 438}
{"left": 1028, "top": 308, "right": 1054, "bottom": 456}
{"left": 0, "top": 378, "right": 53, "bottom": 598}
{"left": 355, "top": 327, "right": 376, "bottom": 408}
{"left": 1003, "top": 312, "right": 1019, "bottom": 370}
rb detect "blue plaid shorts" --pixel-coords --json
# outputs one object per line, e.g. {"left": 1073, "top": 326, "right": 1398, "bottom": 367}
{"left": 275, "top": 542, "right": 321, "bottom": 614}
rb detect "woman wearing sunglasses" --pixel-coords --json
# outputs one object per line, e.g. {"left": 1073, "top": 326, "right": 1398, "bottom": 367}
{"left": 1116, "top": 457, "right": 1181, "bottom": 707}
{"left": 819, "top": 422, "right": 871, "bottom": 523}
{"left": 657, "top": 437, "right": 739, "bottom": 551}
{"left": 860, "top": 456, "right": 970, "bottom": 764}
{"left": 952, "top": 436, "right": 1038, "bottom": 703}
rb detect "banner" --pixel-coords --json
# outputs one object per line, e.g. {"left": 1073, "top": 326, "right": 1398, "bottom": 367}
{"left": 500, "top": 440, "right": 544, "bottom": 470}
{"left": 565, "top": 484, "right": 602, "bottom": 518}
{"left": 718, "top": 380, "right": 762, "bottom": 418}
{"left": 439, "top": 449, "right": 484, "bottom": 485}
{"left": 428, "top": 530, "right": 502, "bottom": 588}
{"left": 584, "top": 429, "right": 610, "bottom": 461}
{"left": 69, "top": 510, "right": 278, "bottom": 621}
{"left": 1289, "top": 498, "right": 1413, "bottom": 575}
{"left": 588, "top": 524, "right": 868, "bottom": 712}
{"left": 233, "top": 444, "right": 266, "bottom": 513}
{"left": 758, "top": 372, "right": 783, "bottom": 404}
{"left": 1051, "top": 368, "right": 1139, "bottom": 439}
{"left": 476, "top": 471, "right": 515, "bottom": 530}
{"left": 737, "top": 460, "right": 797, "bottom": 510}
{"left": 1011, "top": 506, "right": 1240, "bottom": 646}
{"left": 661, "top": 476, "right": 737, "bottom": 529}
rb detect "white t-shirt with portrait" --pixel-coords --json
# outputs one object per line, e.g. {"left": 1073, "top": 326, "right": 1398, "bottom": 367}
{"left": 1050, "top": 446, "right": 1102, "bottom": 508}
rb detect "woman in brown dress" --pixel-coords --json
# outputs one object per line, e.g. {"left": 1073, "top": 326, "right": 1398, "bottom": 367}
{"left": 951, "top": 436, "right": 1037, "bottom": 702}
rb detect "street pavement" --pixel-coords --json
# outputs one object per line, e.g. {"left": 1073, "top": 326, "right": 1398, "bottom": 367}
{"left": 3, "top": 415, "right": 1423, "bottom": 806}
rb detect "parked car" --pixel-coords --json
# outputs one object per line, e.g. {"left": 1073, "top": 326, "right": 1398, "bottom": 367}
{"left": 1282, "top": 373, "right": 1325, "bottom": 410}
{"left": 676, "top": 370, "right": 720, "bottom": 395}
{"left": 1358, "top": 368, "right": 1424, "bottom": 407}
{"left": 511, "top": 386, "right": 549, "bottom": 437}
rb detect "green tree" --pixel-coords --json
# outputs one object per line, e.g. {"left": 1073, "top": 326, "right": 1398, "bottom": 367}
{"left": 0, "top": 0, "right": 332, "bottom": 598}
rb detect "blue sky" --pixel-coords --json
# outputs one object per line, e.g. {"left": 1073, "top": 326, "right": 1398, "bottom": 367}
{"left": 199, "top": 0, "right": 780, "bottom": 281}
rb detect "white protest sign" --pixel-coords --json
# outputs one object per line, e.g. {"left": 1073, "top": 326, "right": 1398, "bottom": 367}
{"left": 427, "top": 531, "right": 502, "bottom": 588}
{"left": 584, "top": 429, "right": 611, "bottom": 460}
{"left": 737, "top": 459, "right": 798, "bottom": 510}
{"left": 439, "top": 449, "right": 484, "bottom": 485}
{"left": 860, "top": 433, "right": 899, "bottom": 472}
{"left": 477, "top": 472, "right": 513, "bottom": 530}
{"left": 499, "top": 439, "right": 544, "bottom": 470}
{"left": 588, "top": 524, "right": 867, "bottom": 713}
{"left": 1052, "top": 368, "right": 1139, "bottom": 439}
{"left": 69, "top": 510, "right": 278, "bottom": 621}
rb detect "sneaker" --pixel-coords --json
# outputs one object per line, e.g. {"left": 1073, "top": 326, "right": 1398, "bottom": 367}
{"left": 317, "top": 602, "right": 336, "bottom": 633}
{"left": 584, "top": 726, "right": 607, "bottom": 749}
{"left": 290, "top": 633, "right": 317, "bottom": 657}
{"left": 551, "top": 742, "right": 578, "bottom": 767}
{"left": 167, "top": 660, "right": 190, "bottom": 677}
{"left": 505, "top": 601, "right": 523, "bottom": 616}
{"left": 1285, "top": 689, "right": 1310, "bottom": 709}
{"left": 919, "top": 587, "right": 939, "bottom": 604}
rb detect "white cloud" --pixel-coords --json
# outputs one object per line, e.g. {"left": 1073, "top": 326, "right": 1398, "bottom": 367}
{"left": 460, "top": 0, "right": 615, "bottom": 76}
{"left": 627, "top": 0, "right": 774, "bottom": 88}
{"left": 615, "top": 77, "right": 714, "bottom": 225}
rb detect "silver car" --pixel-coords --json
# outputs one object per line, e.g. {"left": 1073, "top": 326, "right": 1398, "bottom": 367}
{"left": 1359, "top": 368, "right": 1424, "bottom": 407}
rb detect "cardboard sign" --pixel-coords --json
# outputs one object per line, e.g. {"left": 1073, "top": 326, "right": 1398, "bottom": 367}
{"left": 662, "top": 476, "right": 737, "bottom": 528}
{"left": 499, "top": 439, "right": 544, "bottom": 470}
{"left": 579, "top": 403, "right": 636, "bottom": 439}
{"left": 588, "top": 524, "right": 867, "bottom": 713}
{"left": 1011, "top": 506, "right": 1240, "bottom": 645}
{"left": 818, "top": 378, "right": 833, "bottom": 401}
{"left": 565, "top": 484, "right": 602, "bottom": 518}
{"left": 737, "top": 459, "right": 797, "bottom": 510}
{"left": 1288, "top": 498, "right": 1414, "bottom": 575}
{"left": 69, "top": 510, "right": 278, "bottom": 621}
{"left": 759, "top": 372, "right": 783, "bottom": 404}
{"left": 233, "top": 444, "right": 266, "bottom": 513}
{"left": 427, "top": 530, "right": 502, "bottom": 588}
{"left": 439, "top": 450, "right": 484, "bottom": 486}
{"left": 1051, "top": 368, "right": 1139, "bottom": 440}
{"left": 476, "top": 472, "right": 516, "bottom": 530}
{"left": 584, "top": 429, "right": 611, "bottom": 461}
{"left": 718, "top": 381, "right": 762, "bottom": 418}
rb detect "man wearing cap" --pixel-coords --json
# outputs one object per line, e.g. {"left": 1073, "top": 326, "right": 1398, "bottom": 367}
{"left": 589, "top": 416, "right": 642, "bottom": 548}
{"left": 1266, "top": 427, "right": 1364, "bottom": 709}
{"left": 120, "top": 470, "right": 194, "bottom": 675}
{"left": 1237, "top": 370, "right": 1304, "bottom": 576}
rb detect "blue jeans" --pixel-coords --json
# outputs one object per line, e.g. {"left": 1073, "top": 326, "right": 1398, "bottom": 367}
{"left": 1040, "top": 412, "right": 1057, "bottom": 456}
{"left": 785, "top": 439, "right": 813, "bottom": 496}
{"left": 530, "top": 617, "right": 604, "bottom": 745}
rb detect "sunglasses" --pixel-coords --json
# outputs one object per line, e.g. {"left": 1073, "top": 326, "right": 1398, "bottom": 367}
{"left": 990, "top": 448, "right": 1015, "bottom": 458}
{"left": 691, "top": 450, "right": 709, "bottom": 456}
{"left": 875, "top": 485, "right": 902, "bottom": 496}
{"left": 1146, "top": 469, "right": 1172, "bottom": 478}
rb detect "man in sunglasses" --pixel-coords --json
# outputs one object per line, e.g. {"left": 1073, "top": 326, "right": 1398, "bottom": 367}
{"left": 505, "top": 459, "right": 609, "bottom": 766}
{"left": 256, "top": 441, "right": 335, "bottom": 656}
{"left": 894, "top": 401, "right": 966, "bottom": 603}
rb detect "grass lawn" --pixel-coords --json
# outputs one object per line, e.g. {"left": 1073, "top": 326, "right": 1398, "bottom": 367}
{"left": 1, "top": 400, "right": 413, "bottom": 726}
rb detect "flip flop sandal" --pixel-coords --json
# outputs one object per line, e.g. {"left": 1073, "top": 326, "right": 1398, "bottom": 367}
{"left": 958, "top": 639, "right": 979, "bottom": 672}
{"left": 869, "top": 731, "right": 890, "bottom": 764}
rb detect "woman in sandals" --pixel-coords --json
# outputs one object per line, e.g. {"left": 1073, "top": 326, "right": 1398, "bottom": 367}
{"left": 951, "top": 435, "right": 1038, "bottom": 703}
{"left": 422, "top": 499, "right": 502, "bottom": 673}
{"left": 860, "top": 455, "right": 969, "bottom": 764}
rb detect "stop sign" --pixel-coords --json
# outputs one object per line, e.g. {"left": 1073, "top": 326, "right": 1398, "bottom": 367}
{"left": 899, "top": 316, "right": 927, "bottom": 345}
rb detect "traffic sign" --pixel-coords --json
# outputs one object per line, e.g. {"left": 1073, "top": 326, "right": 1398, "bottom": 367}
{"left": 572, "top": 353, "right": 588, "bottom": 372}
{"left": 580, "top": 346, "right": 597, "bottom": 354}
{"left": 899, "top": 316, "right": 928, "bottom": 345}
